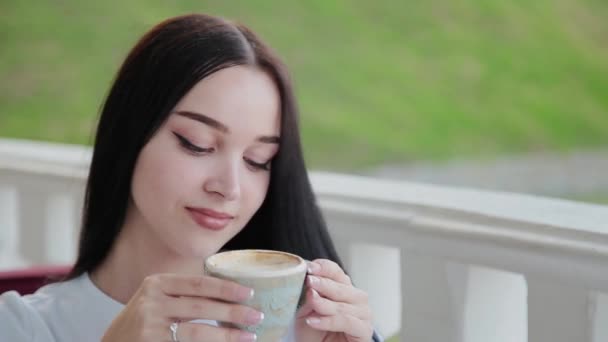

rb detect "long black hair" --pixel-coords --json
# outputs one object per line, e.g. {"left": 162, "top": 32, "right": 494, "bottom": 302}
{"left": 67, "top": 14, "right": 342, "bottom": 279}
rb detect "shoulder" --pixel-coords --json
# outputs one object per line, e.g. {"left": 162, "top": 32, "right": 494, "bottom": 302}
{"left": 0, "top": 279, "right": 78, "bottom": 341}
{"left": 0, "top": 290, "right": 38, "bottom": 340}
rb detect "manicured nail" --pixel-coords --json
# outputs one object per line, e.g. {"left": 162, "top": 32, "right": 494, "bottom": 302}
{"left": 308, "top": 262, "right": 321, "bottom": 274}
{"left": 239, "top": 332, "right": 257, "bottom": 342}
{"left": 245, "top": 310, "right": 264, "bottom": 325}
{"left": 306, "top": 317, "right": 321, "bottom": 325}
{"left": 307, "top": 275, "right": 320, "bottom": 286}
{"left": 238, "top": 287, "right": 254, "bottom": 301}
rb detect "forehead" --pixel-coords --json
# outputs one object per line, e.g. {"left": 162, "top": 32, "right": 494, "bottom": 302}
{"left": 172, "top": 65, "right": 281, "bottom": 135}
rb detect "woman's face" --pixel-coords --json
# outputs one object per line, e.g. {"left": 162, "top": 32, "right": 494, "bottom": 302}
{"left": 129, "top": 65, "right": 281, "bottom": 258}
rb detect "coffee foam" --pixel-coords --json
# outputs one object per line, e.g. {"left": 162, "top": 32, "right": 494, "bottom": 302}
{"left": 206, "top": 250, "right": 305, "bottom": 277}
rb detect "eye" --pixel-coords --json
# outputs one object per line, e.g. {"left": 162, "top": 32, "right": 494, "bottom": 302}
{"left": 244, "top": 157, "right": 271, "bottom": 172}
{"left": 172, "top": 132, "right": 214, "bottom": 155}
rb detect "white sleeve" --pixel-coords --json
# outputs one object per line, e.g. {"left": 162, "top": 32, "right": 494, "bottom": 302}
{"left": 0, "top": 291, "right": 34, "bottom": 341}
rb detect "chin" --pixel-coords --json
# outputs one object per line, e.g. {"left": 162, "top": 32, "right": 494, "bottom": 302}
{"left": 176, "top": 238, "right": 224, "bottom": 260}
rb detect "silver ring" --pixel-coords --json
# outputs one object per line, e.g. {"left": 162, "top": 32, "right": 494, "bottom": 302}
{"left": 170, "top": 321, "right": 180, "bottom": 342}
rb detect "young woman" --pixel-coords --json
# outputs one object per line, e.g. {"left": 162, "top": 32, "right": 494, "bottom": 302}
{"left": 0, "top": 14, "right": 381, "bottom": 342}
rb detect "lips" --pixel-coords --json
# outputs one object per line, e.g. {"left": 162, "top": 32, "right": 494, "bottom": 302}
{"left": 186, "top": 207, "right": 234, "bottom": 231}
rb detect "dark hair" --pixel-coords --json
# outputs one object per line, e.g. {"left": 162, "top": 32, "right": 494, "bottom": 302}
{"left": 67, "top": 14, "right": 342, "bottom": 279}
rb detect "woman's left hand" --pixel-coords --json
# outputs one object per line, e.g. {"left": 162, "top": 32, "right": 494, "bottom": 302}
{"left": 294, "top": 259, "right": 374, "bottom": 342}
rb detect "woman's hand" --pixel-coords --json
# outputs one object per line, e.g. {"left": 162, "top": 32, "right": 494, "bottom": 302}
{"left": 101, "top": 273, "right": 262, "bottom": 342}
{"left": 295, "top": 259, "right": 374, "bottom": 342}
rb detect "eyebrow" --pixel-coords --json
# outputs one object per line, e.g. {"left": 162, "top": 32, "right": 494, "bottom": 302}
{"left": 173, "top": 110, "right": 280, "bottom": 144}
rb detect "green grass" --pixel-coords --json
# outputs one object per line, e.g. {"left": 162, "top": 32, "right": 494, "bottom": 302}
{"left": 386, "top": 334, "right": 398, "bottom": 342}
{"left": 567, "top": 193, "right": 608, "bottom": 205}
{"left": 1, "top": 1, "right": 608, "bottom": 170}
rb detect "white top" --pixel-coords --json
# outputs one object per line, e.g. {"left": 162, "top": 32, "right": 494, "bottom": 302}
{"left": 0, "top": 274, "right": 294, "bottom": 341}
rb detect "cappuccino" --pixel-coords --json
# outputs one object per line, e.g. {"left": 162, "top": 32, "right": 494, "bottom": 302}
{"left": 204, "top": 249, "right": 308, "bottom": 342}
{"left": 206, "top": 250, "right": 301, "bottom": 275}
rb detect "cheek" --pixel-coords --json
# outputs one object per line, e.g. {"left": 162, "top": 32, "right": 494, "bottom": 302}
{"left": 241, "top": 173, "right": 271, "bottom": 214}
{"left": 132, "top": 144, "right": 197, "bottom": 214}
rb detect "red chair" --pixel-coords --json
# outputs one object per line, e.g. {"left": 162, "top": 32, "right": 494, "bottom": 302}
{"left": 0, "top": 265, "right": 72, "bottom": 295}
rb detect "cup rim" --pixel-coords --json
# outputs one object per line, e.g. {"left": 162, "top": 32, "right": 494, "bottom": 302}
{"left": 204, "top": 249, "right": 307, "bottom": 278}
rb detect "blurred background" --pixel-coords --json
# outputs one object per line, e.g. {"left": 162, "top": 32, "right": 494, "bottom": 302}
{"left": 1, "top": 0, "right": 608, "bottom": 202}
{"left": 2, "top": 3, "right": 608, "bottom": 341}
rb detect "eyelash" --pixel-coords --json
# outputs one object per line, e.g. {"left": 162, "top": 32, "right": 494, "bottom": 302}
{"left": 173, "top": 132, "right": 213, "bottom": 154}
{"left": 172, "top": 132, "right": 271, "bottom": 171}
{"left": 244, "top": 158, "right": 271, "bottom": 171}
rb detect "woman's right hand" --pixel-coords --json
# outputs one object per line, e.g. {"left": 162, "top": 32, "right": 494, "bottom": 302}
{"left": 101, "top": 273, "right": 263, "bottom": 342}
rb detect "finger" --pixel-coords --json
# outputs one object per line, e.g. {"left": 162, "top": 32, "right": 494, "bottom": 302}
{"left": 166, "top": 296, "right": 264, "bottom": 326}
{"left": 307, "top": 288, "right": 371, "bottom": 320}
{"left": 145, "top": 274, "right": 253, "bottom": 302}
{"left": 305, "top": 314, "right": 374, "bottom": 341}
{"left": 308, "top": 259, "right": 351, "bottom": 285}
{"left": 174, "top": 321, "right": 257, "bottom": 342}
{"left": 295, "top": 291, "right": 315, "bottom": 318}
{"left": 307, "top": 275, "right": 368, "bottom": 305}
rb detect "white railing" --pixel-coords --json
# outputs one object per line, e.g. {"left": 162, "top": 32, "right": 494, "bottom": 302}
{"left": 2, "top": 137, "right": 608, "bottom": 342}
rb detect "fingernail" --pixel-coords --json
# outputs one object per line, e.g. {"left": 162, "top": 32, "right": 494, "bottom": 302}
{"left": 312, "top": 289, "right": 320, "bottom": 298}
{"left": 306, "top": 317, "right": 321, "bottom": 325}
{"left": 308, "top": 262, "right": 321, "bottom": 274}
{"left": 307, "top": 275, "right": 320, "bottom": 286}
{"left": 238, "top": 287, "right": 254, "bottom": 301}
{"left": 245, "top": 310, "right": 264, "bottom": 325}
{"left": 239, "top": 332, "right": 257, "bottom": 342}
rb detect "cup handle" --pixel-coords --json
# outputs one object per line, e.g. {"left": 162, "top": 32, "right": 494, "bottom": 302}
{"left": 296, "top": 259, "right": 311, "bottom": 310}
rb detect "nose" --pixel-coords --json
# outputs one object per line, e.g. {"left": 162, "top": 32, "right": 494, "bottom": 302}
{"left": 203, "top": 157, "right": 241, "bottom": 201}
